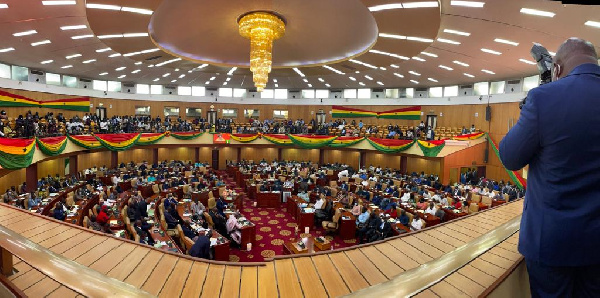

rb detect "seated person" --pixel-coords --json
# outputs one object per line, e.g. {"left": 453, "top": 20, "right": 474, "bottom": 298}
{"left": 28, "top": 192, "right": 41, "bottom": 209}
{"left": 411, "top": 214, "right": 423, "bottom": 231}
{"left": 384, "top": 204, "right": 398, "bottom": 218}
{"left": 53, "top": 201, "right": 67, "bottom": 221}
{"left": 314, "top": 197, "right": 333, "bottom": 226}
{"left": 96, "top": 205, "right": 111, "bottom": 226}
{"left": 416, "top": 198, "right": 428, "bottom": 210}
{"left": 226, "top": 213, "right": 243, "bottom": 246}
{"left": 337, "top": 190, "right": 350, "bottom": 207}
{"left": 216, "top": 197, "right": 227, "bottom": 217}
{"left": 190, "top": 230, "right": 212, "bottom": 259}
{"left": 360, "top": 211, "right": 383, "bottom": 244}
{"left": 356, "top": 207, "right": 369, "bottom": 228}
{"left": 209, "top": 208, "right": 228, "bottom": 236}
{"left": 134, "top": 219, "right": 155, "bottom": 245}
{"left": 425, "top": 202, "right": 437, "bottom": 216}
{"left": 297, "top": 191, "right": 309, "bottom": 203}
{"left": 87, "top": 215, "right": 103, "bottom": 231}
{"left": 398, "top": 209, "right": 410, "bottom": 226}
{"left": 190, "top": 198, "right": 206, "bottom": 216}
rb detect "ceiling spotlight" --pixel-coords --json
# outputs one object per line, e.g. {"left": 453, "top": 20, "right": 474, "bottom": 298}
{"left": 123, "top": 33, "right": 149, "bottom": 38}
{"left": 99, "top": 72, "right": 108, "bottom": 76}
{"left": 376, "top": 81, "right": 384, "bottom": 86}
{"left": 428, "top": 78, "right": 438, "bottom": 82}
{"left": 358, "top": 82, "right": 365, "bottom": 86}
{"left": 0, "top": 48, "right": 15, "bottom": 53}
{"left": 82, "top": 59, "right": 96, "bottom": 64}
{"left": 135, "top": 62, "right": 142, "bottom": 65}
{"left": 42, "top": 1, "right": 76, "bottom": 5}
{"left": 162, "top": 73, "right": 170, "bottom": 77}
{"left": 520, "top": 8, "right": 555, "bottom": 18}
{"left": 393, "top": 73, "right": 404, "bottom": 78}
{"left": 303, "top": 79, "right": 308, "bottom": 83}
{"left": 293, "top": 68, "right": 305, "bottom": 77}
{"left": 273, "top": 79, "right": 278, "bottom": 82}
{"left": 443, "top": 29, "right": 471, "bottom": 36}
{"left": 453, "top": 61, "right": 469, "bottom": 67}
{"left": 519, "top": 58, "right": 537, "bottom": 65}
{"left": 410, "top": 80, "right": 419, "bottom": 84}
{"left": 115, "top": 66, "right": 126, "bottom": 71}
{"left": 325, "top": 84, "right": 331, "bottom": 87}
{"left": 227, "top": 67, "right": 237, "bottom": 75}
{"left": 171, "top": 80, "right": 177, "bottom": 83}
{"left": 0, "top": 4, "right": 8, "bottom": 8}
{"left": 349, "top": 77, "right": 356, "bottom": 81}
{"left": 406, "top": 36, "right": 434, "bottom": 43}
{"left": 155, "top": 58, "right": 181, "bottom": 67}
{"left": 481, "top": 48, "right": 502, "bottom": 55}
{"left": 494, "top": 38, "right": 519, "bottom": 46}
{"left": 307, "top": 84, "right": 313, "bottom": 87}
{"left": 585, "top": 21, "right": 600, "bottom": 28}
{"left": 65, "top": 54, "right": 82, "bottom": 59}
{"left": 323, "top": 65, "right": 345, "bottom": 74}
{"left": 369, "top": 50, "right": 409, "bottom": 60}
{"left": 108, "top": 53, "right": 121, "bottom": 58}
{"left": 364, "top": 75, "right": 373, "bottom": 80}
{"left": 408, "top": 71, "right": 421, "bottom": 76}
{"left": 121, "top": 7, "right": 153, "bottom": 15}
{"left": 482, "top": 69, "right": 495, "bottom": 74}
{"left": 60, "top": 25, "right": 87, "bottom": 31}
{"left": 98, "top": 34, "right": 123, "bottom": 39}
{"left": 31, "top": 40, "right": 51, "bottom": 46}
{"left": 450, "top": 1, "right": 485, "bottom": 8}
{"left": 412, "top": 57, "right": 426, "bottom": 62}
{"left": 13, "top": 30, "right": 37, "bottom": 37}
{"left": 464, "top": 73, "right": 475, "bottom": 78}
{"left": 421, "top": 52, "right": 438, "bottom": 57}
{"left": 71, "top": 35, "right": 94, "bottom": 40}
{"left": 132, "top": 70, "right": 141, "bottom": 74}
{"left": 209, "top": 77, "right": 216, "bottom": 80}
{"left": 439, "top": 65, "right": 454, "bottom": 71}
{"left": 402, "top": 2, "right": 439, "bottom": 8}
{"left": 86, "top": 3, "right": 121, "bottom": 10}
{"left": 154, "top": 78, "right": 160, "bottom": 82}
{"left": 349, "top": 59, "right": 379, "bottom": 69}
{"left": 390, "top": 64, "right": 400, "bottom": 68}
{"left": 437, "top": 38, "right": 461, "bottom": 45}
{"left": 368, "top": 4, "right": 403, "bottom": 12}
{"left": 318, "top": 78, "right": 324, "bottom": 82}
{"left": 96, "top": 48, "right": 111, "bottom": 53}
{"left": 40, "top": 60, "right": 54, "bottom": 64}
{"left": 61, "top": 65, "right": 73, "bottom": 69}
{"left": 118, "top": 75, "right": 126, "bottom": 79}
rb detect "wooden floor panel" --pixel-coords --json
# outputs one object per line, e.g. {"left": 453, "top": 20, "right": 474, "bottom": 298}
{"left": 123, "top": 250, "right": 164, "bottom": 288}
{"left": 359, "top": 246, "right": 404, "bottom": 279}
{"left": 140, "top": 254, "right": 179, "bottom": 296}
{"left": 257, "top": 262, "right": 278, "bottom": 298}
{"left": 220, "top": 266, "right": 242, "bottom": 298}
{"left": 327, "top": 252, "right": 370, "bottom": 292}
{"left": 88, "top": 242, "right": 137, "bottom": 274}
{"left": 106, "top": 245, "right": 151, "bottom": 281}
{"left": 158, "top": 258, "right": 193, "bottom": 298}
{"left": 274, "top": 258, "right": 304, "bottom": 298}
{"left": 180, "top": 261, "right": 210, "bottom": 298}
{"left": 23, "top": 277, "right": 61, "bottom": 297}
{"left": 311, "top": 254, "right": 350, "bottom": 297}
{"left": 374, "top": 242, "right": 420, "bottom": 271}
{"left": 292, "top": 257, "right": 328, "bottom": 298}
{"left": 239, "top": 266, "right": 258, "bottom": 298}
{"left": 45, "top": 285, "right": 80, "bottom": 298}
{"left": 200, "top": 264, "right": 225, "bottom": 298}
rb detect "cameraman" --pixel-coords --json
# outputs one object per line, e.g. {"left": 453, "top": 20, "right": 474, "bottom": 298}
{"left": 499, "top": 38, "right": 600, "bottom": 297}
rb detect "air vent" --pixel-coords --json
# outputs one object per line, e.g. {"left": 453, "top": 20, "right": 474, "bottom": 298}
{"left": 371, "top": 88, "right": 384, "bottom": 93}
{"left": 416, "top": 88, "right": 428, "bottom": 92}
{"left": 79, "top": 78, "right": 92, "bottom": 83}
{"left": 507, "top": 79, "right": 521, "bottom": 85}
{"left": 30, "top": 70, "right": 44, "bottom": 75}
{"left": 123, "top": 83, "right": 135, "bottom": 88}
{"left": 459, "top": 84, "right": 473, "bottom": 89}
{"left": 145, "top": 55, "right": 163, "bottom": 61}
{"left": 248, "top": 88, "right": 257, "bottom": 93}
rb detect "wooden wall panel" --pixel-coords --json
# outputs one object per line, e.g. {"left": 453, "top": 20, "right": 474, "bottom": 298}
{"left": 118, "top": 148, "right": 153, "bottom": 164}
{"left": 240, "top": 147, "right": 277, "bottom": 163}
{"left": 37, "top": 157, "right": 66, "bottom": 180}
{"left": 281, "top": 149, "right": 319, "bottom": 163}
{"left": 0, "top": 169, "right": 25, "bottom": 193}
{"left": 365, "top": 152, "right": 401, "bottom": 169}
{"left": 77, "top": 151, "right": 111, "bottom": 172}
{"left": 198, "top": 147, "right": 212, "bottom": 164}
{"left": 406, "top": 157, "right": 441, "bottom": 176}
{"left": 158, "top": 148, "right": 195, "bottom": 163}
{"left": 219, "top": 147, "right": 237, "bottom": 169}
{"left": 441, "top": 142, "right": 487, "bottom": 185}
{"left": 322, "top": 150, "right": 359, "bottom": 169}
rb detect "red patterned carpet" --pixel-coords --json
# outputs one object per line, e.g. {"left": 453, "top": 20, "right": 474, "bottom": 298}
{"left": 227, "top": 198, "right": 358, "bottom": 262}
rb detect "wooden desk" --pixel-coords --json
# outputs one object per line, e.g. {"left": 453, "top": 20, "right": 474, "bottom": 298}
{"left": 239, "top": 224, "right": 256, "bottom": 248}
{"left": 139, "top": 183, "right": 154, "bottom": 198}
{"left": 442, "top": 208, "right": 468, "bottom": 221}
{"left": 392, "top": 222, "right": 410, "bottom": 235}
{"left": 492, "top": 199, "right": 506, "bottom": 207}
{"left": 339, "top": 211, "right": 356, "bottom": 240}
{"left": 256, "top": 191, "right": 280, "bottom": 208}
{"left": 283, "top": 236, "right": 328, "bottom": 255}
{"left": 297, "top": 209, "right": 314, "bottom": 231}
{"left": 423, "top": 213, "right": 441, "bottom": 227}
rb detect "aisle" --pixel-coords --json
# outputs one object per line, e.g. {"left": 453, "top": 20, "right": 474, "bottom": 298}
{"left": 227, "top": 198, "right": 358, "bottom": 262}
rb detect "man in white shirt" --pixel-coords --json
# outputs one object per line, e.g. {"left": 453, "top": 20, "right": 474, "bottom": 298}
{"left": 314, "top": 196, "right": 325, "bottom": 210}
{"left": 338, "top": 169, "right": 349, "bottom": 180}
{"left": 411, "top": 215, "right": 423, "bottom": 231}
{"left": 440, "top": 196, "right": 449, "bottom": 207}
{"left": 425, "top": 203, "right": 437, "bottom": 216}
{"left": 401, "top": 192, "right": 411, "bottom": 203}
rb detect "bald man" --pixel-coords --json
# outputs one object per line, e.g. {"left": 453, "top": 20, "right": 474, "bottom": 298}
{"left": 500, "top": 38, "right": 600, "bottom": 297}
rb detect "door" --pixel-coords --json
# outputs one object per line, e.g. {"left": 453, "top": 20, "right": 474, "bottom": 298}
{"left": 211, "top": 148, "right": 219, "bottom": 170}
{"left": 207, "top": 111, "right": 217, "bottom": 126}
{"left": 316, "top": 111, "right": 326, "bottom": 125}
{"left": 449, "top": 168, "right": 458, "bottom": 185}
{"left": 96, "top": 107, "right": 107, "bottom": 120}
{"left": 426, "top": 115, "right": 437, "bottom": 129}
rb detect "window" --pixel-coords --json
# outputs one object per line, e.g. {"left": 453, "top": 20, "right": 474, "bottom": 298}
{"left": 244, "top": 109, "right": 260, "bottom": 119}
{"left": 46, "top": 73, "right": 62, "bottom": 86}
{"left": 523, "top": 75, "right": 540, "bottom": 92}
{"left": 261, "top": 89, "right": 274, "bottom": 98}
{"left": 186, "top": 108, "right": 202, "bottom": 117}
{"left": 429, "top": 87, "right": 443, "bottom": 97}
{"left": 233, "top": 88, "right": 246, "bottom": 98}
{"left": 178, "top": 86, "right": 192, "bottom": 96}
{"left": 274, "top": 89, "right": 288, "bottom": 99}
{"left": 150, "top": 85, "right": 162, "bottom": 95}
{"left": 302, "top": 89, "right": 315, "bottom": 99}
{"left": 219, "top": 88, "right": 232, "bottom": 97}
{"left": 357, "top": 88, "right": 371, "bottom": 98}
{"left": 490, "top": 81, "right": 505, "bottom": 94}
{"left": 136, "top": 84, "right": 150, "bottom": 94}
{"left": 92, "top": 80, "right": 107, "bottom": 91}
{"left": 406, "top": 88, "right": 414, "bottom": 98}
{"left": 222, "top": 108, "right": 238, "bottom": 118}
{"left": 135, "top": 106, "right": 150, "bottom": 116}
{"left": 474, "top": 82, "right": 489, "bottom": 96}
{"left": 344, "top": 89, "right": 357, "bottom": 98}
{"left": 107, "top": 81, "right": 121, "bottom": 92}
{"left": 385, "top": 89, "right": 399, "bottom": 98}
{"left": 62, "top": 75, "right": 77, "bottom": 88}
{"left": 191, "top": 86, "right": 205, "bottom": 96}
{"left": 273, "top": 110, "right": 289, "bottom": 119}
{"left": 444, "top": 85, "right": 459, "bottom": 97}
{"left": 0, "top": 63, "right": 10, "bottom": 79}
{"left": 11, "top": 66, "right": 28, "bottom": 81}
{"left": 163, "top": 106, "right": 180, "bottom": 117}
{"left": 315, "top": 89, "right": 329, "bottom": 98}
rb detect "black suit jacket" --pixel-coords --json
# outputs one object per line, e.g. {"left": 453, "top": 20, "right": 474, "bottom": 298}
{"left": 189, "top": 236, "right": 211, "bottom": 259}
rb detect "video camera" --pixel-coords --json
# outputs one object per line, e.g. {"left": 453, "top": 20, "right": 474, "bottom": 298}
{"left": 519, "top": 43, "right": 554, "bottom": 109}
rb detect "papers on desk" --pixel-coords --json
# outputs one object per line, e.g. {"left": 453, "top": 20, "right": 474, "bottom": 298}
{"left": 109, "top": 219, "right": 118, "bottom": 225}
{"left": 210, "top": 238, "right": 218, "bottom": 247}
{"left": 148, "top": 209, "right": 155, "bottom": 217}
{"left": 183, "top": 213, "right": 192, "bottom": 217}
{"left": 303, "top": 208, "right": 315, "bottom": 213}
{"left": 42, "top": 198, "right": 50, "bottom": 203}
{"left": 154, "top": 241, "right": 167, "bottom": 248}
{"left": 299, "top": 203, "right": 308, "bottom": 208}
{"left": 30, "top": 209, "right": 37, "bottom": 212}
{"left": 49, "top": 193, "right": 58, "bottom": 197}
{"left": 341, "top": 216, "right": 351, "bottom": 220}
{"left": 418, "top": 210, "right": 425, "bottom": 213}
{"left": 147, "top": 219, "right": 155, "bottom": 224}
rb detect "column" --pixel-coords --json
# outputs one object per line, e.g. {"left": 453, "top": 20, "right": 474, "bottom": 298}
{"left": 110, "top": 151, "right": 118, "bottom": 169}
{"left": 319, "top": 148, "right": 324, "bottom": 165}
{"left": 277, "top": 148, "right": 282, "bottom": 161}
{"left": 195, "top": 147, "right": 200, "bottom": 163}
{"left": 237, "top": 147, "right": 242, "bottom": 163}
{"left": 25, "top": 163, "right": 37, "bottom": 193}
{"left": 400, "top": 156, "right": 408, "bottom": 174}
{"left": 69, "top": 154, "right": 78, "bottom": 176}
{"left": 152, "top": 148, "right": 159, "bottom": 165}
{"left": 359, "top": 150, "right": 367, "bottom": 169}
{"left": 212, "top": 148, "right": 219, "bottom": 170}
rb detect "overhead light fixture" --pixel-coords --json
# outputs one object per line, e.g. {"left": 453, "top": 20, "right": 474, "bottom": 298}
{"left": 71, "top": 35, "right": 94, "bottom": 40}
{"left": 349, "top": 77, "right": 356, "bottom": 81}
{"left": 379, "top": 33, "right": 406, "bottom": 40}
{"left": 450, "top": 1, "right": 485, "bottom": 8}
{"left": 307, "top": 84, "right": 313, "bottom": 88}
{"left": 13, "top": 30, "right": 37, "bottom": 37}
{"left": 82, "top": 59, "right": 96, "bottom": 64}
{"left": 0, "top": 4, "right": 8, "bottom": 8}
{"left": 303, "top": 78, "right": 308, "bottom": 83}
{"left": 115, "top": 66, "right": 126, "bottom": 71}
{"left": 197, "top": 64, "right": 209, "bottom": 69}
{"left": 162, "top": 73, "right": 170, "bottom": 77}
{"left": 226, "top": 77, "right": 231, "bottom": 82}
{"left": 364, "top": 75, "right": 373, "bottom": 80}
{"left": 121, "top": 7, "right": 153, "bottom": 15}
{"left": 439, "top": 65, "right": 454, "bottom": 71}
{"left": 147, "top": 65, "right": 154, "bottom": 68}
{"left": 108, "top": 53, "right": 121, "bottom": 58}
{"left": 123, "top": 33, "right": 148, "bottom": 38}
{"left": 350, "top": 59, "right": 379, "bottom": 69}
{"left": 428, "top": 78, "right": 438, "bottom": 82}
{"left": 481, "top": 48, "right": 502, "bottom": 55}
{"left": 318, "top": 78, "right": 324, "bottom": 82}
{"left": 204, "top": 81, "right": 209, "bottom": 85}
{"left": 31, "top": 40, "right": 51, "bottom": 46}
{"left": 42, "top": 1, "right": 76, "bottom": 5}
{"left": 464, "top": 73, "right": 475, "bottom": 78}
{"left": 410, "top": 80, "right": 419, "bottom": 84}
{"left": 379, "top": 67, "right": 387, "bottom": 70}
{"left": 273, "top": 79, "right": 278, "bottom": 82}
{"left": 179, "top": 74, "right": 185, "bottom": 78}
{"left": 65, "top": 54, "right": 82, "bottom": 59}
{"left": 437, "top": 38, "right": 461, "bottom": 45}
{"left": 402, "top": 2, "right": 439, "bottom": 8}
{"left": 40, "top": 60, "right": 54, "bottom": 64}
{"left": 443, "top": 29, "right": 471, "bottom": 36}
{"left": 325, "top": 83, "right": 331, "bottom": 87}
{"left": 227, "top": 67, "right": 237, "bottom": 75}
{"left": 222, "top": 82, "right": 228, "bottom": 86}
{"left": 520, "top": 8, "right": 555, "bottom": 18}
{"left": 61, "top": 65, "right": 73, "bottom": 69}
{"left": 154, "top": 78, "right": 160, "bottom": 82}
{"left": 368, "top": 3, "right": 403, "bottom": 12}
{"left": 293, "top": 68, "right": 305, "bottom": 77}
{"left": 369, "top": 50, "right": 409, "bottom": 60}
{"left": 60, "top": 25, "right": 87, "bottom": 31}
{"left": 323, "top": 65, "right": 345, "bottom": 74}
{"left": 0, "top": 47, "right": 15, "bottom": 53}
{"left": 412, "top": 57, "right": 426, "bottom": 62}
{"left": 86, "top": 3, "right": 121, "bottom": 10}
{"left": 123, "top": 48, "right": 159, "bottom": 57}
{"left": 209, "top": 77, "right": 216, "bottom": 80}
{"left": 274, "top": 84, "right": 279, "bottom": 87}
{"left": 172, "top": 80, "right": 177, "bottom": 83}
{"left": 132, "top": 70, "right": 141, "bottom": 74}
{"left": 390, "top": 64, "right": 400, "bottom": 68}
{"left": 585, "top": 20, "right": 600, "bottom": 28}
{"left": 494, "top": 38, "right": 519, "bottom": 46}
{"left": 421, "top": 52, "right": 438, "bottom": 57}
{"left": 376, "top": 81, "right": 384, "bottom": 86}
{"left": 453, "top": 60, "right": 469, "bottom": 67}
{"left": 99, "top": 72, "right": 108, "bottom": 76}
{"left": 408, "top": 71, "right": 421, "bottom": 76}
{"left": 358, "top": 82, "right": 366, "bottom": 86}
{"left": 482, "top": 69, "right": 495, "bottom": 74}
{"left": 118, "top": 75, "right": 126, "bottom": 79}
{"left": 96, "top": 48, "right": 111, "bottom": 53}
{"left": 238, "top": 11, "right": 285, "bottom": 92}
{"left": 406, "top": 36, "right": 434, "bottom": 42}
{"left": 394, "top": 73, "right": 404, "bottom": 78}
{"left": 98, "top": 34, "right": 123, "bottom": 39}
{"left": 155, "top": 58, "right": 181, "bottom": 67}
{"left": 519, "top": 58, "right": 536, "bottom": 65}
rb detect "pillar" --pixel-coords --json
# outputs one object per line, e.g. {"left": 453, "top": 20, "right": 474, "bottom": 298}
{"left": 237, "top": 147, "right": 242, "bottom": 163}
{"left": 1, "top": 247, "right": 13, "bottom": 276}
{"left": 319, "top": 148, "right": 324, "bottom": 165}
{"left": 69, "top": 154, "right": 78, "bottom": 176}
{"left": 212, "top": 148, "right": 219, "bottom": 170}
{"left": 400, "top": 156, "right": 408, "bottom": 174}
{"left": 110, "top": 151, "right": 118, "bottom": 169}
{"left": 25, "top": 163, "right": 37, "bottom": 193}
{"left": 359, "top": 150, "right": 367, "bottom": 169}
{"left": 195, "top": 147, "right": 200, "bottom": 163}
{"left": 152, "top": 148, "right": 159, "bottom": 165}
{"left": 277, "top": 148, "right": 282, "bottom": 162}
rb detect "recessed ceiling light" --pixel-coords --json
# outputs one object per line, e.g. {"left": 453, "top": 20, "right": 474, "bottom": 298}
{"left": 369, "top": 50, "right": 409, "bottom": 60}
{"left": 439, "top": 65, "right": 454, "bottom": 71}
{"left": 222, "top": 82, "right": 228, "bottom": 86}
{"left": 154, "top": 78, "right": 160, "bottom": 82}
{"left": 0, "top": 47, "right": 15, "bottom": 53}
{"left": 585, "top": 20, "right": 600, "bottom": 28}
{"left": 135, "top": 62, "right": 142, "bottom": 65}
{"left": 402, "top": 2, "right": 439, "bottom": 8}
{"left": 464, "top": 73, "right": 475, "bottom": 78}
{"left": 155, "top": 58, "right": 181, "bottom": 67}
{"left": 40, "top": 60, "right": 53, "bottom": 64}
{"left": 60, "top": 25, "right": 87, "bottom": 31}
{"left": 86, "top": 3, "right": 121, "bottom": 10}
{"left": 226, "top": 77, "right": 231, "bottom": 82}
{"left": 412, "top": 57, "right": 426, "bottom": 62}
{"left": 394, "top": 73, "right": 404, "bottom": 78}
{"left": 71, "top": 35, "right": 94, "bottom": 40}
{"left": 390, "top": 64, "right": 400, "bottom": 68}
{"left": 42, "top": 1, "right": 76, "bottom": 5}
{"left": 205, "top": 81, "right": 210, "bottom": 85}
{"left": 318, "top": 78, "right": 324, "bottom": 82}
{"left": 65, "top": 54, "right": 82, "bottom": 59}
{"left": 118, "top": 75, "right": 126, "bottom": 79}
{"left": 61, "top": 65, "right": 73, "bottom": 69}
{"left": 132, "top": 70, "right": 141, "bottom": 74}
{"left": 355, "top": 71, "right": 360, "bottom": 74}
{"left": 197, "top": 64, "right": 208, "bottom": 69}
{"left": 227, "top": 67, "right": 237, "bottom": 75}
{"left": 325, "top": 83, "right": 331, "bottom": 87}
{"left": 450, "top": 1, "right": 485, "bottom": 8}
{"left": 147, "top": 64, "right": 154, "bottom": 67}
{"left": 188, "top": 70, "right": 192, "bottom": 73}
{"left": 171, "top": 80, "right": 177, "bottom": 83}
{"left": 99, "top": 72, "right": 108, "bottom": 76}
{"left": 209, "top": 77, "right": 216, "bottom": 80}
{"left": 349, "top": 77, "right": 356, "bottom": 81}
{"left": 421, "top": 52, "right": 438, "bottom": 57}
{"left": 108, "top": 53, "right": 121, "bottom": 58}
{"left": 273, "top": 79, "right": 278, "bottom": 83}
{"left": 96, "top": 48, "right": 111, "bottom": 53}
{"left": 481, "top": 48, "right": 502, "bottom": 55}
{"left": 179, "top": 74, "right": 185, "bottom": 78}
{"left": 174, "top": 68, "right": 179, "bottom": 71}
{"left": 13, "top": 30, "right": 37, "bottom": 37}
{"left": 307, "top": 84, "right": 313, "bottom": 88}
{"left": 408, "top": 71, "right": 421, "bottom": 76}
{"left": 364, "top": 75, "right": 373, "bottom": 80}
{"left": 494, "top": 38, "right": 519, "bottom": 46}
{"left": 349, "top": 59, "right": 379, "bottom": 69}
{"left": 123, "top": 33, "right": 148, "bottom": 38}
{"left": 368, "top": 3, "right": 403, "bottom": 12}
{"left": 0, "top": 4, "right": 8, "bottom": 8}
{"left": 453, "top": 60, "right": 469, "bottom": 67}
{"left": 323, "top": 65, "right": 345, "bottom": 74}
{"left": 274, "top": 84, "right": 279, "bottom": 87}
{"left": 82, "top": 59, "right": 96, "bottom": 64}
{"left": 303, "top": 79, "right": 308, "bottom": 83}
{"left": 31, "top": 40, "right": 51, "bottom": 46}
{"left": 519, "top": 58, "right": 537, "bottom": 65}
{"left": 98, "top": 34, "right": 123, "bottom": 39}
{"left": 406, "top": 36, "right": 434, "bottom": 43}
{"left": 115, "top": 66, "right": 126, "bottom": 71}
{"left": 443, "top": 29, "right": 471, "bottom": 36}
{"left": 410, "top": 80, "right": 419, "bottom": 84}
{"left": 376, "top": 81, "right": 384, "bottom": 86}
{"left": 482, "top": 69, "right": 495, "bottom": 74}
{"left": 437, "top": 38, "right": 461, "bottom": 45}
{"left": 520, "top": 8, "right": 555, "bottom": 18}
{"left": 428, "top": 78, "right": 438, "bottom": 82}
{"left": 379, "top": 67, "right": 387, "bottom": 70}
{"left": 162, "top": 73, "right": 170, "bottom": 77}
{"left": 121, "top": 7, "right": 153, "bottom": 15}
{"left": 379, "top": 33, "right": 407, "bottom": 40}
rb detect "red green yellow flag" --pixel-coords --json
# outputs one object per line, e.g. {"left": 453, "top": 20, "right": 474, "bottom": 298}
{"left": 376, "top": 106, "right": 421, "bottom": 120}
{"left": 95, "top": 133, "right": 140, "bottom": 151}
{"left": 0, "top": 90, "right": 89, "bottom": 112}
{"left": 287, "top": 134, "right": 338, "bottom": 149}
{"left": 263, "top": 134, "right": 293, "bottom": 146}
{"left": 417, "top": 140, "right": 446, "bottom": 157}
{"left": 329, "top": 136, "right": 365, "bottom": 148}
{"left": 137, "top": 133, "right": 167, "bottom": 145}
{"left": 36, "top": 136, "right": 68, "bottom": 156}
{"left": 170, "top": 131, "right": 204, "bottom": 140}
{"left": 0, "top": 138, "right": 36, "bottom": 169}
{"left": 332, "top": 106, "right": 377, "bottom": 118}
{"left": 231, "top": 134, "right": 260, "bottom": 143}
{"left": 68, "top": 134, "right": 103, "bottom": 149}
{"left": 454, "top": 132, "right": 485, "bottom": 141}
{"left": 367, "top": 137, "right": 415, "bottom": 153}
{"left": 486, "top": 133, "right": 526, "bottom": 190}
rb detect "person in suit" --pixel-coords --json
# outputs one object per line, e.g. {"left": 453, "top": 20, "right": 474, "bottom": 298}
{"left": 499, "top": 38, "right": 600, "bottom": 297}
{"left": 53, "top": 201, "right": 66, "bottom": 220}
{"left": 189, "top": 230, "right": 212, "bottom": 259}
{"left": 134, "top": 220, "right": 155, "bottom": 245}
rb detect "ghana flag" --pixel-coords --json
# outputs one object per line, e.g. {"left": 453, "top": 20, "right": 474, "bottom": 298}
{"left": 170, "top": 131, "right": 204, "bottom": 140}
{"left": 136, "top": 133, "right": 167, "bottom": 145}
{"left": 329, "top": 136, "right": 365, "bottom": 148}
{"left": 287, "top": 134, "right": 338, "bottom": 149}
{"left": 376, "top": 106, "right": 421, "bottom": 120}
{"left": 95, "top": 133, "right": 140, "bottom": 151}
{"left": 0, "top": 90, "right": 89, "bottom": 112}
{"left": 417, "top": 140, "right": 446, "bottom": 157}
{"left": 263, "top": 134, "right": 293, "bottom": 146}
{"left": 36, "top": 136, "right": 68, "bottom": 156}
{"left": 332, "top": 106, "right": 377, "bottom": 118}
{"left": 68, "top": 134, "right": 103, "bottom": 149}
{"left": 367, "top": 137, "right": 415, "bottom": 153}
{"left": 231, "top": 134, "right": 260, "bottom": 143}
{"left": 486, "top": 133, "right": 526, "bottom": 190}
{"left": 454, "top": 132, "right": 485, "bottom": 141}
{"left": 0, "top": 138, "right": 36, "bottom": 169}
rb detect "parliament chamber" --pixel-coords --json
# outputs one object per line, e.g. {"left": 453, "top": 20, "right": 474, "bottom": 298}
{"left": 0, "top": 0, "right": 598, "bottom": 297}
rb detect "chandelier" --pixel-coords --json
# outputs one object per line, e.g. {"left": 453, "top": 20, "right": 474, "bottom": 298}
{"left": 238, "top": 11, "right": 286, "bottom": 92}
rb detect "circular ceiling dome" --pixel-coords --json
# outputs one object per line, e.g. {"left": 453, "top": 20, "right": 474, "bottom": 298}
{"left": 148, "top": 0, "right": 379, "bottom": 68}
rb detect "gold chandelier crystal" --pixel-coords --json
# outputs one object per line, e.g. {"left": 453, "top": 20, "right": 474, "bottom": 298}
{"left": 238, "top": 12, "right": 286, "bottom": 92}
